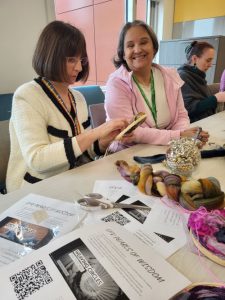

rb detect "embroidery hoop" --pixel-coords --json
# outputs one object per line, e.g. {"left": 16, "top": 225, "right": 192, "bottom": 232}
{"left": 170, "top": 282, "right": 225, "bottom": 299}
{"left": 115, "top": 112, "right": 147, "bottom": 141}
{"left": 190, "top": 229, "right": 225, "bottom": 266}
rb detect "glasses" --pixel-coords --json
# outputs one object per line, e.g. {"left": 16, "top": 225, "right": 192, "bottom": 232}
{"left": 66, "top": 57, "right": 88, "bottom": 66}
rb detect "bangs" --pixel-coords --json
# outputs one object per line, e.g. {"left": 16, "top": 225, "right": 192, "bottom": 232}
{"left": 65, "top": 31, "right": 87, "bottom": 58}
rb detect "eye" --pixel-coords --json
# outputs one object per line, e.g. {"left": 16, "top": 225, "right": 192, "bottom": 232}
{"left": 67, "top": 57, "right": 77, "bottom": 64}
{"left": 81, "top": 57, "right": 88, "bottom": 65}
{"left": 126, "top": 43, "right": 134, "bottom": 49}
{"left": 140, "top": 40, "right": 148, "bottom": 45}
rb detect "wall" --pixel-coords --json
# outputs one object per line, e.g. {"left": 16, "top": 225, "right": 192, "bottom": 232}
{"left": 0, "top": 0, "right": 55, "bottom": 94}
{"left": 55, "top": 0, "right": 125, "bottom": 86}
{"left": 0, "top": 0, "right": 176, "bottom": 91}
{"left": 173, "top": 0, "right": 225, "bottom": 39}
{"left": 174, "top": 0, "right": 225, "bottom": 22}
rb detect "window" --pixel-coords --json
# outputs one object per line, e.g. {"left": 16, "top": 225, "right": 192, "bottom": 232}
{"left": 147, "top": 0, "right": 159, "bottom": 34}
{"left": 125, "top": 0, "right": 159, "bottom": 32}
{"left": 126, "top": 0, "right": 135, "bottom": 22}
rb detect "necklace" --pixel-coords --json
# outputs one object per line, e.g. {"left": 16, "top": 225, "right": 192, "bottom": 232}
{"left": 132, "top": 70, "right": 158, "bottom": 128}
{"left": 42, "top": 78, "right": 81, "bottom": 135}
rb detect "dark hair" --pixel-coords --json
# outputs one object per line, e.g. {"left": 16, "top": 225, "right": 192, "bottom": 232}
{"left": 32, "top": 20, "right": 89, "bottom": 82}
{"left": 114, "top": 20, "right": 159, "bottom": 70}
{"left": 185, "top": 41, "right": 214, "bottom": 63}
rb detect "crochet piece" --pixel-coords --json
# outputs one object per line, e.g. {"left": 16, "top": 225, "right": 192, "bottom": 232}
{"left": 170, "top": 283, "right": 225, "bottom": 299}
{"left": 188, "top": 207, "right": 225, "bottom": 266}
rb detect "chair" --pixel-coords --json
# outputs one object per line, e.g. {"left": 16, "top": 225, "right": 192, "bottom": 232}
{"left": 0, "top": 120, "right": 10, "bottom": 194}
{"left": 72, "top": 85, "right": 105, "bottom": 107}
{"left": 89, "top": 103, "right": 106, "bottom": 128}
{"left": 208, "top": 83, "right": 225, "bottom": 113}
{"left": 0, "top": 93, "right": 13, "bottom": 121}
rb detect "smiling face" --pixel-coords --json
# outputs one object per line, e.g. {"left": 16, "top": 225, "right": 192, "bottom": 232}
{"left": 193, "top": 48, "right": 215, "bottom": 72}
{"left": 123, "top": 25, "right": 155, "bottom": 75}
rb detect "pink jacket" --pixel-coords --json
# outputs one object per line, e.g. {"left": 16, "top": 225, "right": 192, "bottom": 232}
{"left": 105, "top": 64, "right": 190, "bottom": 145}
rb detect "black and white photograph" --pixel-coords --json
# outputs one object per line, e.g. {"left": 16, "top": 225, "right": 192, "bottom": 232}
{"left": 121, "top": 200, "right": 151, "bottom": 224}
{"left": 50, "top": 238, "right": 129, "bottom": 300}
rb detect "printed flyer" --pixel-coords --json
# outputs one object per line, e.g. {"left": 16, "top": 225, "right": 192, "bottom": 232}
{"left": 0, "top": 193, "right": 86, "bottom": 267}
{"left": 0, "top": 223, "right": 190, "bottom": 300}
{"left": 90, "top": 182, "right": 188, "bottom": 258}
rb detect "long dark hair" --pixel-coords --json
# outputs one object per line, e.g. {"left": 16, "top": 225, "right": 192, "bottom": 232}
{"left": 32, "top": 20, "right": 89, "bottom": 82}
{"left": 114, "top": 20, "right": 159, "bottom": 71}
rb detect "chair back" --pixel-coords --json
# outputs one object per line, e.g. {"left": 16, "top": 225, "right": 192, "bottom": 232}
{"left": 208, "top": 83, "right": 220, "bottom": 94}
{"left": 0, "top": 93, "right": 13, "bottom": 121}
{"left": 0, "top": 120, "right": 10, "bottom": 193}
{"left": 89, "top": 103, "right": 106, "bottom": 128}
{"left": 208, "top": 83, "right": 225, "bottom": 113}
{"left": 73, "top": 85, "right": 105, "bottom": 107}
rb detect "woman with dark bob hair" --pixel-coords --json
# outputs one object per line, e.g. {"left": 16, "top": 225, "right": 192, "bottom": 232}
{"left": 6, "top": 21, "right": 131, "bottom": 192}
{"left": 105, "top": 20, "right": 209, "bottom": 145}
{"left": 178, "top": 41, "right": 225, "bottom": 122}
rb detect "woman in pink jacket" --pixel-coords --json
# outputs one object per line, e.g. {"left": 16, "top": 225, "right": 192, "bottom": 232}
{"left": 105, "top": 20, "right": 209, "bottom": 145}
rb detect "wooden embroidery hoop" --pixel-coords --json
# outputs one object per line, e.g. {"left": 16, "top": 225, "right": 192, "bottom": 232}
{"left": 170, "top": 282, "right": 225, "bottom": 299}
{"left": 190, "top": 229, "right": 225, "bottom": 267}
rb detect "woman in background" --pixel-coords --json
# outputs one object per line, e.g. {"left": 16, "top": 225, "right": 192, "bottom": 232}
{"left": 178, "top": 41, "right": 225, "bottom": 122}
{"left": 6, "top": 21, "right": 131, "bottom": 192}
{"left": 105, "top": 20, "right": 209, "bottom": 146}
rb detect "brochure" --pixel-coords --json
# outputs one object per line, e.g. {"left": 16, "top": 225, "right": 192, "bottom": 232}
{"left": 0, "top": 193, "right": 86, "bottom": 267}
{"left": 0, "top": 223, "right": 190, "bottom": 300}
{"left": 86, "top": 186, "right": 187, "bottom": 258}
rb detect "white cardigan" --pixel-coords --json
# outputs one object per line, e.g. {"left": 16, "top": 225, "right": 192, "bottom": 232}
{"left": 6, "top": 79, "right": 99, "bottom": 192}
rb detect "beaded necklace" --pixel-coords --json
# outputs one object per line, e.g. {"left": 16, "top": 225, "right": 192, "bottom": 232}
{"left": 42, "top": 78, "right": 81, "bottom": 135}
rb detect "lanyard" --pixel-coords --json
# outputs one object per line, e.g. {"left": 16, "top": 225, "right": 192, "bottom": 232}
{"left": 133, "top": 70, "right": 158, "bottom": 128}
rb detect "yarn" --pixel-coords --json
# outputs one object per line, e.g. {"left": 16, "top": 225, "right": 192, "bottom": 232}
{"left": 171, "top": 284, "right": 225, "bottom": 299}
{"left": 188, "top": 207, "right": 225, "bottom": 258}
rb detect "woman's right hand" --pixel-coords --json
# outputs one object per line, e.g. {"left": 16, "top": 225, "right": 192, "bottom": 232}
{"left": 180, "top": 127, "right": 200, "bottom": 139}
{"left": 180, "top": 127, "right": 209, "bottom": 146}
{"left": 215, "top": 91, "right": 225, "bottom": 102}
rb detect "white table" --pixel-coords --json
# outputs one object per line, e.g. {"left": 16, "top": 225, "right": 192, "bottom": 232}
{"left": 1, "top": 111, "right": 225, "bottom": 283}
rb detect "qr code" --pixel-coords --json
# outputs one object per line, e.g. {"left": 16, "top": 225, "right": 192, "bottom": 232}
{"left": 10, "top": 260, "right": 53, "bottom": 300}
{"left": 101, "top": 211, "right": 130, "bottom": 226}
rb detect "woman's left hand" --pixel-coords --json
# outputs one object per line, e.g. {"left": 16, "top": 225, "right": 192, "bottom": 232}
{"left": 98, "top": 119, "right": 135, "bottom": 153}
{"left": 198, "top": 130, "right": 209, "bottom": 145}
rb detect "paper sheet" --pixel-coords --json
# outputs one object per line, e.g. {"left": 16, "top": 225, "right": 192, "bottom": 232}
{"left": 87, "top": 182, "right": 188, "bottom": 258}
{"left": 0, "top": 193, "right": 86, "bottom": 267}
{"left": 0, "top": 223, "right": 190, "bottom": 300}
{"left": 93, "top": 179, "right": 139, "bottom": 201}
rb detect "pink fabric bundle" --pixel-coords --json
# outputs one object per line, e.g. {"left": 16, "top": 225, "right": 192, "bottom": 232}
{"left": 188, "top": 207, "right": 225, "bottom": 257}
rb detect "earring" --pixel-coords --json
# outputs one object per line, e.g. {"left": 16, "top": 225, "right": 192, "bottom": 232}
{"left": 194, "top": 63, "right": 197, "bottom": 69}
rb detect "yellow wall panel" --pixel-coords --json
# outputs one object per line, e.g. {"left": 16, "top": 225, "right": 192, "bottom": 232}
{"left": 174, "top": 0, "right": 225, "bottom": 23}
